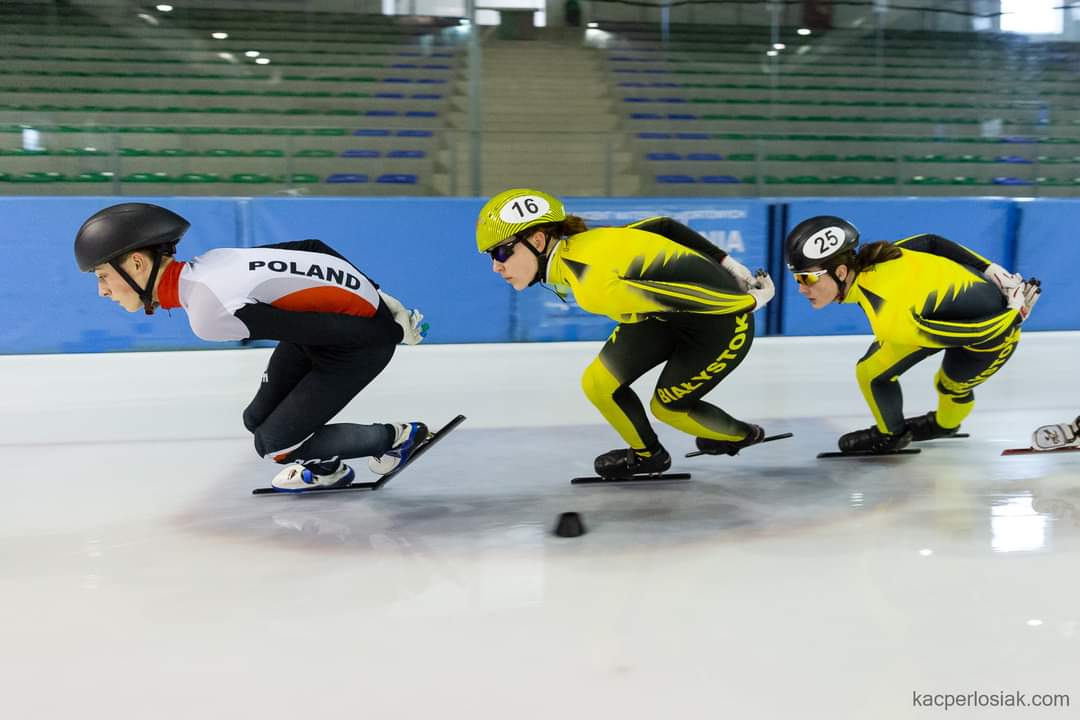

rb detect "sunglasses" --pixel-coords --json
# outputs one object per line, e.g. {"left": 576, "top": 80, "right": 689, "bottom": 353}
{"left": 488, "top": 238, "right": 522, "bottom": 263}
{"left": 793, "top": 269, "right": 830, "bottom": 287}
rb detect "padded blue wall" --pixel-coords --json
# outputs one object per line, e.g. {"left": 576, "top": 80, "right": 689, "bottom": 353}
{"left": 0, "top": 196, "right": 1073, "bottom": 354}
{"left": 1012, "top": 200, "right": 1080, "bottom": 331}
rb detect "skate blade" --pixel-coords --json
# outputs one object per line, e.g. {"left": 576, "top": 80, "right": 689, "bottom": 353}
{"left": 817, "top": 448, "right": 922, "bottom": 459}
{"left": 917, "top": 432, "right": 970, "bottom": 441}
{"left": 685, "top": 432, "right": 794, "bottom": 458}
{"left": 571, "top": 472, "right": 691, "bottom": 485}
{"left": 1002, "top": 446, "right": 1080, "bottom": 456}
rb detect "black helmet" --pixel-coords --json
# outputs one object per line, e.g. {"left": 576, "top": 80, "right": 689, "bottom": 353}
{"left": 785, "top": 215, "right": 859, "bottom": 272}
{"left": 75, "top": 203, "right": 189, "bottom": 315}
{"left": 75, "top": 202, "right": 189, "bottom": 272}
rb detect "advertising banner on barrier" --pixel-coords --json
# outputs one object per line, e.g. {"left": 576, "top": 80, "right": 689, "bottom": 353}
{"left": 511, "top": 198, "right": 772, "bottom": 342}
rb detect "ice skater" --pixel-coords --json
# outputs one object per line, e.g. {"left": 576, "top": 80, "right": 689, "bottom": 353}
{"left": 475, "top": 188, "right": 776, "bottom": 479}
{"left": 75, "top": 202, "right": 429, "bottom": 492}
{"left": 785, "top": 215, "right": 1041, "bottom": 454}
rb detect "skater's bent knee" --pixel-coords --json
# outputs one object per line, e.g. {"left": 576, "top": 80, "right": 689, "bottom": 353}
{"left": 581, "top": 358, "right": 620, "bottom": 403}
{"left": 242, "top": 407, "right": 261, "bottom": 434}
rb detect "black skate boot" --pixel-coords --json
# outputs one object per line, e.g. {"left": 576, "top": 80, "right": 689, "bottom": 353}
{"left": 694, "top": 424, "right": 765, "bottom": 456}
{"left": 837, "top": 426, "right": 913, "bottom": 454}
{"left": 905, "top": 411, "right": 960, "bottom": 441}
{"left": 594, "top": 446, "right": 672, "bottom": 479}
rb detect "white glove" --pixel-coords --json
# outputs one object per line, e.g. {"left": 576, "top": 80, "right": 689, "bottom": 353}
{"left": 721, "top": 254, "right": 756, "bottom": 291}
{"left": 378, "top": 290, "right": 427, "bottom": 345}
{"left": 983, "top": 262, "right": 1024, "bottom": 294}
{"left": 1002, "top": 277, "right": 1041, "bottom": 323}
{"left": 747, "top": 269, "right": 775, "bottom": 311}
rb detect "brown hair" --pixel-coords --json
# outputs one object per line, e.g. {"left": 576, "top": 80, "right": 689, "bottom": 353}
{"left": 831, "top": 241, "right": 902, "bottom": 274}
{"left": 530, "top": 215, "right": 588, "bottom": 252}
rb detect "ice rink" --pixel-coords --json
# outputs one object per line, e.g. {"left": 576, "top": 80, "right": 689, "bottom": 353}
{"left": 1, "top": 332, "right": 1077, "bottom": 719}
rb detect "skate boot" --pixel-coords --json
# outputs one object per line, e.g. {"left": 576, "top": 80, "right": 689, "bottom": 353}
{"left": 905, "top": 411, "right": 960, "bottom": 441}
{"left": 837, "top": 426, "right": 913, "bottom": 454}
{"left": 368, "top": 421, "right": 430, "bottom": 475}
{"left": 271, "top": 461, "right": 355, "bottom": 492}
{"left": 594, "top": 446, "right": 672, "bottom": 479}
{"left": 694, "top": 424, "right": 765, "bottom": 456}
{"left": 1032, "top": 416, "right": 1080, "bottom": 451}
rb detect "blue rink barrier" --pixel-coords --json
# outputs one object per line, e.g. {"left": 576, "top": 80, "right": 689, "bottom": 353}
{"left": 1012, "top": 200, "right": 1080, "bottom": 332}
{"left": 0, "top": 196, "right": 1075, "bottom": 354}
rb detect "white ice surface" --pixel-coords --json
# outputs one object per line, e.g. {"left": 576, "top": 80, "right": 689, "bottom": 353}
{"left": 1, "top": 333, "right": 1078, "bottom": 719}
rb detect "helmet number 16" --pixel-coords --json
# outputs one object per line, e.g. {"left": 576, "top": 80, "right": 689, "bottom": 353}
{"left": 500, "top": 195, "right": 550, "bottom": 223}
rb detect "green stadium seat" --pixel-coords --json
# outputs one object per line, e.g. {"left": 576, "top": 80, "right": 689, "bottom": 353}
{"left": 10, "top": 171, "right": 66, "bottom": 182}
{"left": 122, "top": 172, "right": 171, "bottom": 183}
{"left": 71, "top": 171, "right": 114, "bottom": 182}
{"left": 229, "top": 173, "right": 274, "bottom": 183}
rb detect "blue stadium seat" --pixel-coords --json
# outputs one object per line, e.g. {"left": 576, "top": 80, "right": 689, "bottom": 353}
{"left": 375, "top": 93, "right": 406, "bottom": 99}
{"left": 387, "top": 150, "right": 426, "bottom": 158}
{"left": 996, "top": 155, "right": 1033, "bottom": 164}
{"left": 354, "top": 129, "right": 391, "bottom": 136}
{"left": 377, "top": 174, "right": 417, "bottom": 184}
{"left": 676, "top": 133, "right": 710, "bottom": 140}
{"left": 406, "top": 111, "right": 437, "bottom": 117}
{"left": 411, "top": 94, "right": 442, "bottom": 100}
{"left": 687, "top": 153, "right": 723, "bottom": 161}
{"left": 397, "top": 130, "right": 433, "bottom": 137}
{"left": 702, "top": 175, "right": 741, "bottom": 184}
{"left": 366, "top": 110, "right": 399, "bottom": 117}
{"left": 992, "top": 177, "right": 1034, "bottom": 185}
{"left": 638, "top": 132, "right": 673, "bottom": 139}
{"left": 667, "top": 114, "right": 698, "bottom": 120}
{"left": 341, "top": 149, "right": 380, "bottom": 158}
{"left": 631, "top": 113, "right": 663, "bottom": 120}
{"left": 646, "top": 152, "right": 682, "bottom": 161}
{"left": 656, "top": 175, "right": 696, "bottom": 184}
{"left": 326, "top": 173, "right": 369, "bottom": 183}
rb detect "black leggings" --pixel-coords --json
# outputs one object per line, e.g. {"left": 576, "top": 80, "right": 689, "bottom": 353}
{"left": 580, "top": 312, "right": 757, "bottom": 451}
{"left": 243, "top": 339, "right": 397, "bottom": 468}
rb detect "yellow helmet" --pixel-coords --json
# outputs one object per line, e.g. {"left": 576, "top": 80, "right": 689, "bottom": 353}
{"left": 475, "top": 188, "right": 566, "bottom": 253}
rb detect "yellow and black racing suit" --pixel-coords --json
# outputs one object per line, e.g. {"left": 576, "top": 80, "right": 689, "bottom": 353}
{"left": 845, "top": 234, "right": 1022, "bottom": 434}
{"left": 545, "top": 217, "right": 759, "bottom": 456}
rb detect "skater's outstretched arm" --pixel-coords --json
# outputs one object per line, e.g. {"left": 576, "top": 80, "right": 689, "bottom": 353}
{"left": 893, "top": 233, "right": 992, "bottom": 273}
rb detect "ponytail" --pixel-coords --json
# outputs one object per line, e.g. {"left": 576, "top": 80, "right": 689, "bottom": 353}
{"left": 833, "top": 241, "right": 902, "bottom": 274}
